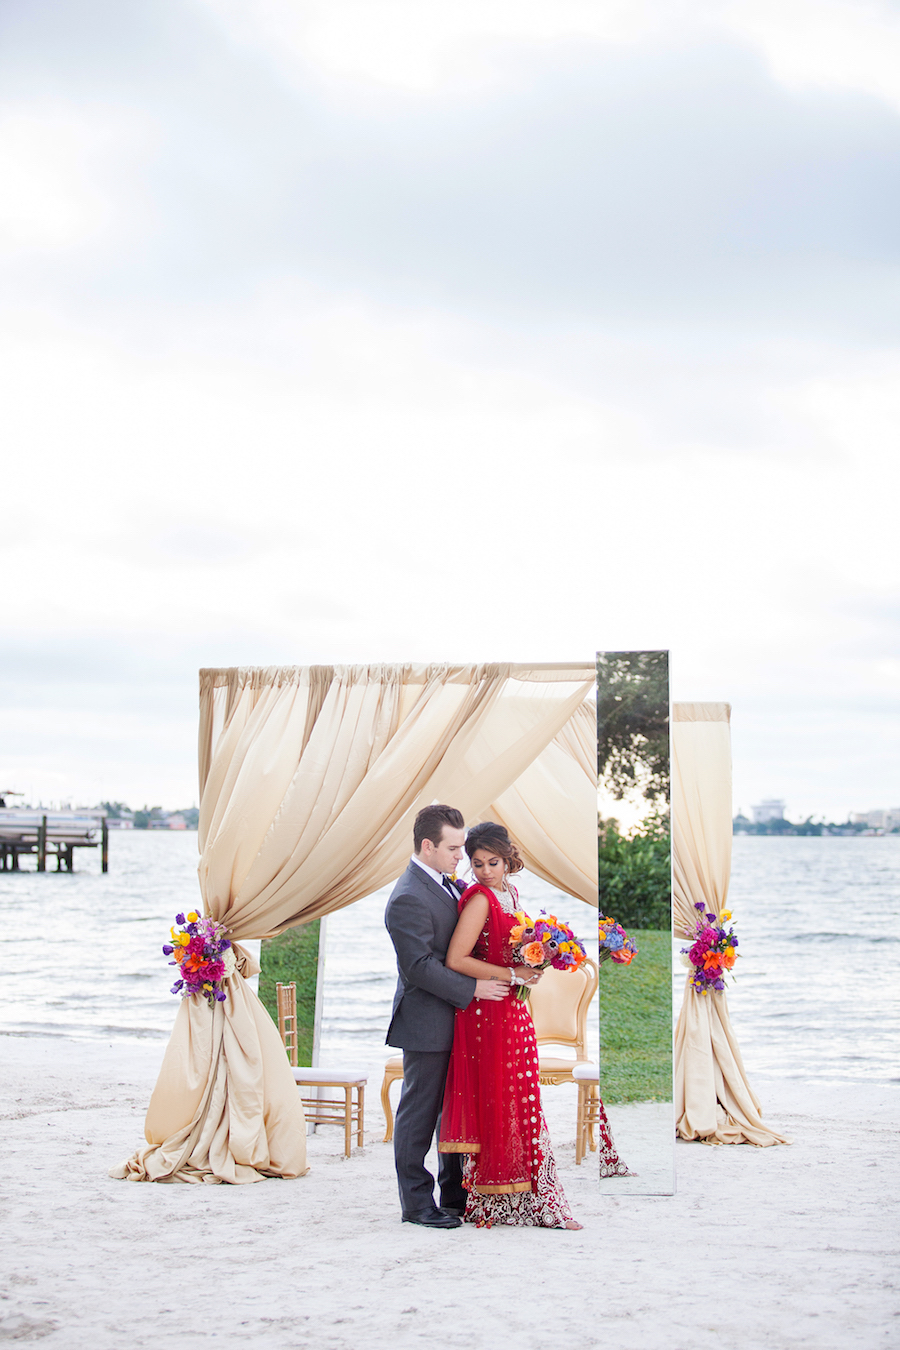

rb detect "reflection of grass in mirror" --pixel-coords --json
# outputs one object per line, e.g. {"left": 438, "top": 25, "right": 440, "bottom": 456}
{"left": 599, "top": 930, "right": 672, "bottom": 1103}
{"left": 259, "top": 921, "right": 320, "bottom": 1066}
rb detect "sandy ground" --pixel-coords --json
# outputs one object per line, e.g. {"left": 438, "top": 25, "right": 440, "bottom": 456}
{"left": 1, "top": 1035, "right": 898, "bottom": 1350}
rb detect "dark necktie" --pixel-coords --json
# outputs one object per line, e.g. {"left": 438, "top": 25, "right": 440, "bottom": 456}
{"left": 441, "top": 875, "right": 457, "bottom": 898}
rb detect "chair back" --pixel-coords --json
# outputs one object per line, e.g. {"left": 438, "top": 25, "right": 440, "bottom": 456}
{"left": 276, "top": 981, "right": 298, "bottom": 1067}
{"left": 527, "top": 958, "right": 598, "bottom": 1061}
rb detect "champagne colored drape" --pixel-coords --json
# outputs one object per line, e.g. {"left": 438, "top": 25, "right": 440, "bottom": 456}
{"left": 672, "top": 703, "right": 789, "bottom": 1147}
{"left": 112, "top": 662, "right": 595, "bottom": 1185}
{"left": 488, "top": 698, "right": 597, "bottom": 901}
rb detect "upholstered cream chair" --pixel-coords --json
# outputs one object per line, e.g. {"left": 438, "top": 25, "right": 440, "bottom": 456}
{"left": 572, "top": 1062, "right": 601, "bottom": 1164}
{"left": 380, "top": 1056, "right": 405, "bottom": 1142}
{"left": 527, "top": 956, "right": 598, "bottom": 1085}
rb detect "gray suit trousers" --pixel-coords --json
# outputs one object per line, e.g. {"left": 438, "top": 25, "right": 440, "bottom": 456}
{"left": 393, "top": 1049, "right": 466, "bottom": 1215}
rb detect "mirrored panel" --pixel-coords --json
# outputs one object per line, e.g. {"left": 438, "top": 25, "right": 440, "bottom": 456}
{"left": 596, "top": 650, "right": 674, "bottom": 1194}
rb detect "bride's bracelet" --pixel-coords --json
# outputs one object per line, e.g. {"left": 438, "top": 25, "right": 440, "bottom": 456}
{"left": 507, "top": 967, "right": 519, "bottom": 986}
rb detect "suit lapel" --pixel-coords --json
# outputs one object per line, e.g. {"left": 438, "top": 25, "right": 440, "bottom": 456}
{"left": 410, "top": 862, "right": 460, "bottom": 919}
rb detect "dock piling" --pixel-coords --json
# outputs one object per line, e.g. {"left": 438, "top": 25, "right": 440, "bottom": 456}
{"left": 37, "top": 815, "right": 47, "bottom": 872}
{"left": 101, "top": 817, "right": 108, "bottom": 874}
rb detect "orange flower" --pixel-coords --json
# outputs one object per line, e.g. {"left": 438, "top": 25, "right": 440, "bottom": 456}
{"left": 523, "top": 941, "right": 546, "bottom": 966}
{"left": 721, "top": 948, "right": 736, "bottom": 969}
{"left": 509, "top": 926, "right": 524, "bottom": 943}
{"left": 614, "top": 950, "right": 635, "bottom": 965}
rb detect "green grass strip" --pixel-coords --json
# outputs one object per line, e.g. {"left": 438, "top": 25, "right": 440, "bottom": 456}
{"left": 259, "top": 921, "right": 320, "bottom": 1067}
{"left": 599, "top": 928, "right": 673, "bottom": 1103}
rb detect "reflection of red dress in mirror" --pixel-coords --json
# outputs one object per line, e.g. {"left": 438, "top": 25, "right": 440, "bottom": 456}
{"left": 437, "top": 882, "right": 581, "bottom": 1227}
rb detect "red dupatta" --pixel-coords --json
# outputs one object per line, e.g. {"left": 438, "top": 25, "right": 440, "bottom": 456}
{"left": 438, "top": 883, "right": 544, "bottom": 1195}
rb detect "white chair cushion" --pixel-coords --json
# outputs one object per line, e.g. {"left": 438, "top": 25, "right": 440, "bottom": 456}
{"left": 571, "top": 1062, "right": 599, "bottom": 1084}
{"left": 291, "top": 1068, "right": 368, "bottom": 1085}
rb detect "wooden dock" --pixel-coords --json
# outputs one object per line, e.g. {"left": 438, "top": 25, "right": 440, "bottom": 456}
{"left": 0, "top": 811, "right": 109, "bottom": 872}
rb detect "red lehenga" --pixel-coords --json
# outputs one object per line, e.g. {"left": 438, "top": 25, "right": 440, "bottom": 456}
{"left": 437, "top": 883, "right": 580, "bottom": 1227}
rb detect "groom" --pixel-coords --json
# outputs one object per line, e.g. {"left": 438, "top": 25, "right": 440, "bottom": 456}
{"left": 385, "top": 803, "right": 508, "bottom": 1228}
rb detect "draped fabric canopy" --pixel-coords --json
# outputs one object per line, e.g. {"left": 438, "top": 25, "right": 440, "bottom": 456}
{"left": 112, "top": 661, "right": 596, "bottom": 1185}
{"left": 672, "top": 702, "right": 789, "bottom": 1147}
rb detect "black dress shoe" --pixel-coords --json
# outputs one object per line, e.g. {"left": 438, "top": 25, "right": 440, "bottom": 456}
{"left": 440, "top": 1206, "right": 466, "bottom": 1218}
{"left": 401, "top": 1208, "right": 462, "bottom": 1228}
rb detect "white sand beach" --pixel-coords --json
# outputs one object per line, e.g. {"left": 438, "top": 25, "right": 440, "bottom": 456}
{"left": 1, "top": 1035, "right": 897, "bottom": 1350}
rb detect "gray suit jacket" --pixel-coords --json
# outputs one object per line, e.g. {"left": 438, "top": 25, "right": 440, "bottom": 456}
{"left": 384, "top": 862, "right": 477, "bottom": 1052}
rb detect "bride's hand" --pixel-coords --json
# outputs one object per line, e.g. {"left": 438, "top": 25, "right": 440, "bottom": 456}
{"left": 513, "top": 965, "right": 542, "bottom": 985}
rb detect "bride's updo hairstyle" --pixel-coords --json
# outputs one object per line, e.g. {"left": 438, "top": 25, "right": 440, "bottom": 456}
{"left": 464, "top": 821, "right": 524, "bottom": 875}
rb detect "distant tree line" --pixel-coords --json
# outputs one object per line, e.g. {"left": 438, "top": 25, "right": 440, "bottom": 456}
{"left": 101, "top": 802, "right": 199, "bottom": 829}
{"left": 733, "top": 815, "right": 888, "bottom": 836}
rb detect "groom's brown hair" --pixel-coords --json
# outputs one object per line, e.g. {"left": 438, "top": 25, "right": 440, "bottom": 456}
{"left": 413, "top": 804, "right": 464, "bottom": 853}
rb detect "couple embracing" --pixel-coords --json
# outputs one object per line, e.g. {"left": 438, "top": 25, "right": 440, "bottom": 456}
{"left": 384, "top": 804, "right": 581, "bottom": 1230}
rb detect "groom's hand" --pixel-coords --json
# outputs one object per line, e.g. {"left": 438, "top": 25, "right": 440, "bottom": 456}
{"left": 474, "top": 979, "right": 510, "bottom": 1002}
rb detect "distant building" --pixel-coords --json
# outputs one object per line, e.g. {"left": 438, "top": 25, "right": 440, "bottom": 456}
{"left": 851, "top": 809, "right": 900, "bottom": 831}
{"left": 167, "top": 813, "right": 188, "bottom": 830}
{"left": 751, "top": 799, "right": 785, "bottom": 824}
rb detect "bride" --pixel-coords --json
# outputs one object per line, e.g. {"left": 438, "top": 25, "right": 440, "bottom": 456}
{"left": 437, "top": 821, "right": 583, "bottom": 1229}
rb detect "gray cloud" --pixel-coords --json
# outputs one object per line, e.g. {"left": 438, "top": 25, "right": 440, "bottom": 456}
{"left": 3, "top": 6, "right": 899, "bottom": 340}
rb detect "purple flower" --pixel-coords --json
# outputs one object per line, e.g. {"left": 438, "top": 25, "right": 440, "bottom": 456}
{"left": 170, "top": 979, "right": 184, "bottom": 994}
{"left": 162, "top": 944, "right": 174, "bottom": 956}
{"left": 694, "top": 902, "right": 705, "bottom": 911}
{"left": 175, "top": 913, "right": 185, "bottom": 925}
{"left": 706, "top": 913, "right": 716, "bottom": 923}
{"left": 215, "top": 991, "right": 227, "bottom": 1002}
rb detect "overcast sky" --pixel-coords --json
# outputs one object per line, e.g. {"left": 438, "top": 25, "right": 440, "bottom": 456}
{"left": 2, "top": 0, "right": 899, "bottom": 819}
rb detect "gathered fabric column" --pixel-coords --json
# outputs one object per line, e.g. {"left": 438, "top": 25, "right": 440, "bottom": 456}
{"left": 672, "top": 702, "right": 789, "bottom": 1147}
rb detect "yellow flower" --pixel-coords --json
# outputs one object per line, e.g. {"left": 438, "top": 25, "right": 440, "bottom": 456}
{"left": 720, "top": 910, "right": 732, "bottom": 920}
{"left": 597, "top": 928, "right": 607, "bottom": 940}
{"left": 187, "top": 911, "right": 200, "bottom": 922}
{"left": 177, "top": 932, "right": 191, "bottom": 947}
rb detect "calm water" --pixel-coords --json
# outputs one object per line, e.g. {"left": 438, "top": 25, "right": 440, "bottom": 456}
{"left": 2, "top": 833, "right": 896, "bottom": 1088}
{"left": 0, "top": 832, "right": 597, "bottom": 1085}
{"left": 697, "top": 835, "right": 900, "bottom": 1087}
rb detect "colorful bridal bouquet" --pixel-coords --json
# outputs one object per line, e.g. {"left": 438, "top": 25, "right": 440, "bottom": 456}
{"left": 681, "top": 901, "right": 739, "bottom": 994}
{"left": 508, "top": 911, "right": 588, "bottom": 1002}
{"left": 163, "top": 911, "right": 236, "bottom": 1008}
{"left": 597, "top": 915, "right": 638, "bottom": 966}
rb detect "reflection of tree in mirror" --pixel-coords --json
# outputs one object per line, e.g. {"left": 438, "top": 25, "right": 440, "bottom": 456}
{"left": 598, "top": 812, "right": 671, "bottom": 931}
{"left": 596, "top": 650, "right": 669, "bottom": 806}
